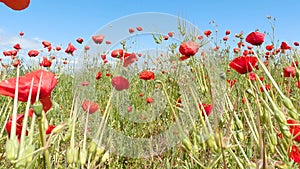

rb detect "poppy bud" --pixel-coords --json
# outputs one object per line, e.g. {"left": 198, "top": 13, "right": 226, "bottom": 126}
{"left": 182, "top": 138, "right": 193, "bottom": 152}
{"left": 101, "top": 151, "right": 110, "bottom": 163}
{"left": 6, "top": 138, "right": 18, "bottom": 161}
{"left": 80, "top": 149, "right": 87, "bottom": 165}
{"left": 89, "top": 140, "right": 97, "bottom": 154}
{"left": 32, "top": 102, "right": 43, "bottom": 117}
{"left": 51, "top": 124, "right": 65, "bottom": 134}
{"left": 67, "top": 148, "right": 74, "bottom": 164}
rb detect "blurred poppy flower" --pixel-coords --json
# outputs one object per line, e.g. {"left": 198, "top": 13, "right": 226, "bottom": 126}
{"left": 204, "top": 30, "right": 212, "bottom": 37}
{"left": 265, "top": 44, "right": 274, "bottom": 51}
{"left": 227, "top": 79, "right": 237, "bottom": 88}
{"left": 168, "top": 32, "right": 174, "bottom": 37}
{"left": 292, "top": 61, "right": 299, "bottom": 67}
{"left": 248, "top": 72, "right": 257, "bottom": 81}
{"left": 283, "top": 66, "right": 296, "bottom": 78}
{"left": 0, "top": 69, "right": 58, "bottom": 112}
{"left": 136, "top": 26, "right": 143, "bottom": 31}
{"left": 96, "top": 71, "right": 102, "bottom": 80}
{"left": 65, "top": 43, "right": 77, "bottom": 56}
{"left": 111, "top": 49, "right": 123, "bottom": 58}
{"left": 13, "top": 43, "right": 21, "bottom": 50}
{"left": 5, "top": 114, "right": 28, "bottom": 140}
{"left": 289, "top": 145, "right": 300, "bottom": 164}
{"left": 280, "top": 41, "right": 291, "bottom": 50}
{"left": 19, "top": 31, "right": 24, "bottom": 36}
{"left": 128, "top": 28, "right": 135, "bottom": 34}
{"left": 245, "top": 31, "right": 265, "bottom": 46}
{"left": 179, "top": 41, "right": 199, "bottom": 57}
{"left": 122, "top": 53, "right": 138, "bottom": 67}
{"left": 40, "top": 57, "right": 52, "bottom": 67}
{"left": 111, "top": 76, "right": 130, "bottom": 91}
{"left": 139, "top": 70, "right": 155, "bottom": 80}
{"left": 225, "top": 30, "right": 231, "bottom": 35}
{"left": 146, "top": 97, "right": 154, "bottom": 104}
{"left": 294, "top": 42, "right": 299, "bottom": 46}
{"left": 0, "top": 0, "right": 30, "bottom": 10}
{"left": 92, "top": 34, "right": 105, "bottom": 44}
{"left": 55, "top": 46, "right": 61, "bottom": 51}
{"left": 46, "top": 125, "right": 56, "bottom": 135}
{"left": 199, "top": 103, "right": 212, "bottom": 117}
{"left": 229, "top": 56, "right": 258, "bottom": 74}
{"left": 260, "top": 84, "right": 271, "bottom": 92}
{"left": 287, "top": 119, "right": 300, "bottom": 142}
{"left": 12, "top": 59, "right": 21, "bottom": 67}
{"left": 42, "top": 41, "right": 51, "bottom": 48}
{"left": 81, "top": 100, "right": 99, "bottom": 114}
{"left": 76, "top": 38, "right": 84, "bottom": 44}
{"left": 28, "top": 50, "right": 39, "bottom": 57}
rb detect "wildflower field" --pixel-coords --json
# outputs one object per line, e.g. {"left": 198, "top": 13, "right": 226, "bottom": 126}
{"left": 1, "top": 8, "right": 300, "bottom": 169}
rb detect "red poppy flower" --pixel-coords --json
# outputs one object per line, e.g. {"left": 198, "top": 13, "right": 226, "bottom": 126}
{"left": 96, "top": 71, "right": 102, "bottom": 80}
{"left": 0, "top": 69, "right": 58, "bottom": 112}
{"left": 229, "top": 56, "right": 258, "bottom": 74}
{"left": 287, "top": 119, "right": 300, "bottom": 142}
{"left": 223, "top": 36, "right": 228, "bottom": 41}
{"left": 168, "top": 32, "right": 174, "bottom": 37}
{"left": 5, "top": 114, "right": 28, "bottom": 140}
{"left": 203, "top": 30, "right": 212, "bottom": 37}
{"left": 199, "top": 103, "right": 212, "bottom": 117}
{"left": 136, "top": 26, "right": 143, "bottom": 31}
{"left": 283, "top": 66, "right": 296, "bottom": 78}
{"left": 76, "top": 38, "right": 84, "bottom": 44}
{"left": 179, "top": 41, "right": 199, "bottom": 57}
{"left": 81, "top": 100, "right": 99, "bottom": 114}
{"left": 122, "top": 53, "right": 138, "bottom": 67}
{"left": 292, "top": 61, "right": 299, "bottom": 67}
{"left": 106, "top": 41, "right": 111, "bottom": 45}
{"left": 127, "top": 106, "right": 133, "bottom": 112}
{"left": 28, "top": 50, "right": 39, "bottom": 57}
{"left": 146, "top": 97, "right": 154, "bottom": 103}
{"left": 280, "top": 41, "right": 291, "bottom": 50}
{"left": 55, "top": 46, "right": 61, "bottom": 51}
{"left": 13, "top": 43, "right": 21, "bottom": 50}
{"left": 227, "top": 79, "right": 237, "bottom": 88}
{"left": 260, "top": 84, "right": 271, "bottom": 92}
{"left": 65, "top": 43, "right": 77, "bottom": 56}
{"left": 245, "top": 31, "right": 265, "bottom": 46}
{"left": 248, "top": 72, "right": 257, "bottom": 81}
{"left": 163, "top": 35, "right": 169, "bottom": 40}
{"left": 42, "top": 41, "right": 51, "bottom": 48}
{"left": 101, "top": 54, "right": 106, "bottom": 60}
{"left": 12, "top": 59, "right": 21, "bottom": 67}
{"left": 19, "top": 31, "right": 24, "bottom": 36}
{"left": 84, "top": 45, "right": 90, "bottom": 51}
{"left": 0, "top": 0, "right": 30, "bottom": 10}
{"left": 111, "top": 76, "right": 130, "bottom": 91}
{"left": 139, "top": 70, "right": 155, "bottom": 80}
{"left": 40, "top": 57, "right": 52, "bottom": 67}
{"left": 3, "top": 50, "right": 12, "bottom": 56}
{"left": 265, "top": 44, "right": 274, "bottom": 51}
{"left": 128, "top": 28, "right": 135, "bottom": 34}
{"left": 111, "top": 49, "right": 123, "bottom": 58}
{"left": 289, "top": 145, "right": 300, "bottom": 164}
{"left": 225, "top": 30, "right": 231, "bottom": 35}
{"left": 92, "top": 34, "right": 105, "bottom": 44}
{"left": 294, "top": 42, "right": 299, "bottom": 46}
{"left": 46, "top": 125, "right": 56, "bottom": 135}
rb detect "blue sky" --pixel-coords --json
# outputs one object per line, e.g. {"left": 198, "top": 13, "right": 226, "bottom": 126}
{"left": 0, "top": 0, "right": 299, "bottom": 53}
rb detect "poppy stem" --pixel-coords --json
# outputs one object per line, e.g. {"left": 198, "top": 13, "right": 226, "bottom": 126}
{"left": 37, "top": 117, "right": 51, "bottom": 169}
